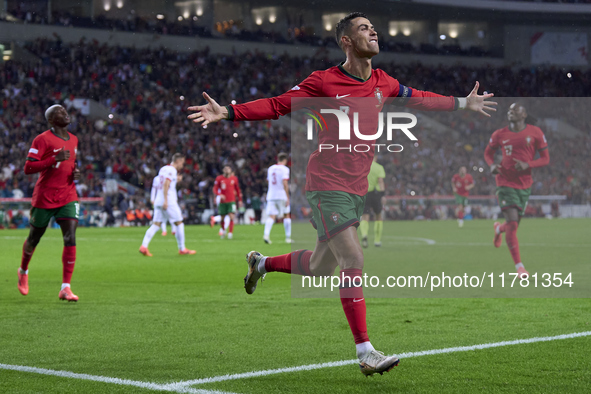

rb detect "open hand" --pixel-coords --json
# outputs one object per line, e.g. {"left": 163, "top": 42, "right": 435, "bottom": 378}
{"left": 513, "top": 158, "right": 529, "bottom": 171}
{"left": 465, "top": 81, "right": 497, "bottom": 117}
{"left": 187, "top": 92, "right": 228, "bottom": 126}
{"left": 55, "top": 147, "right": 70, "bottom": 162}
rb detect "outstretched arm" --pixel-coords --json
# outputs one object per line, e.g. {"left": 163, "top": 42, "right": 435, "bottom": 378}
{"left": 187, "top": 72, "right": 322, "bottom": 125}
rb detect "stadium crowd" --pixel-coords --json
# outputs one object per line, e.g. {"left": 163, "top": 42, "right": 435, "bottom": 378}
{"left": 1, "top": 38, "right": 590, "bottom": 226}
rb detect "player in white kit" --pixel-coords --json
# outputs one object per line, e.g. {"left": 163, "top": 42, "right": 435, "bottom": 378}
{"left": 139, "top": 153, "right": 195, "bottom": 256}
{"left": 263, "top": 153, "right": 291, "bottom": 244}
{"left": 150, "top": 175, "right": 177, "bottom": 236}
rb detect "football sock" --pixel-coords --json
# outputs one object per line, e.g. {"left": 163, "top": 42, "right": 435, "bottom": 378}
{"left": 62, "top": 246, "right": 76, "bottom": 284}
{"left": 340, "top": 269, "right": 369, "bottom": 346}
{"left": 498, "top": 222, "right": 508, "bottom": 233}
{"left": 60, "top": 283, "right": 70, "bottom": 291}
{"left": 356, "top": 341, "right": 375, "bottom": 359}
{"left": 161, "top": 222, "right": 167, "bottom": 233}
{"left": 223, "top": 215, "right": 230, "bottom": 231}
{"left": 21, "top": 240, "right": 34, "bottom": 271}
{"left": 214, "top": 215, "right": 221, "bottom": 223}
{"left": 171, "top": 223, "right": 177, "bottom": 234}
{"left": 264, "top": 217, "right": 274, "bottom": 237}
{"left": 283, "top": 217, "right": 292, "bottom": 239}
{"left": 458, "top": 210, "right": 464, "bottom": 219}
{"left": 360, "top": 220, "right": 369, "bottom": 238}
{"left": 504, "top": 221, "right": 522, "bottom": 265}
{"left": 175, "top": 223, "right": 186, "bottom": 250}
{"left": 142, "top": 224, "right": 160, "bottom": 247}
{"left": 262, "top": 250, "right": 314, "bottom": 276}
{"left": 229, "top": 219, "right": 234, "bottom": 234}
{"left": 374, "top": 221, "right": 383, "bottom": 244}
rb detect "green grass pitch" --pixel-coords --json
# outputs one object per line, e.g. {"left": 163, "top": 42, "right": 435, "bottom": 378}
{"left": 1, "top": 219, "right": 590, "bottom": 393}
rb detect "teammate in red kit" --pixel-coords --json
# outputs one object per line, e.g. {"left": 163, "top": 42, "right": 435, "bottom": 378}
{"left": 18, "top": 105, "right": 81, "bottom": 302}
{"left": 213, "top": 165, "right": 242, "bottom": 239}
{"left": 188, "top": 12, "right": 496, "bottom": 376}
{"left": 485, "top": 103, "right": 550, "bottom": 278}
{"left": 451, "top": 166, "right": 474, "bottom": 227}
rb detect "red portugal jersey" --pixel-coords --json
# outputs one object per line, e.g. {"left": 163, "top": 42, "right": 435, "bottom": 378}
{"left": 26, "top": 130, "right": 78, "bottom": 209}
{"left": 487, "top": 125, "right": 548, "bottom": 189}
{"left": 228, "top": 64, "right": 458, "bottom": 196}
{"left": 214, "top": 175, "right": 241, "bottom": 203}
{"left": 452, "top": 174, "right": 474, "bottom": 197}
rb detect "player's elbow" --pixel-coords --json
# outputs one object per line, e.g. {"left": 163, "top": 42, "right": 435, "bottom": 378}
{"left": 24, "top": 163, "right": 35, "bottom": 175}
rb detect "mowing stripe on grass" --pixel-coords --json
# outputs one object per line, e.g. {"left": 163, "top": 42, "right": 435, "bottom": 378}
{"left": 170, "top": 331, "right": 591, "bottom": 387}
{"left": 0, "top": 363, "right": 236, "bottom": 394}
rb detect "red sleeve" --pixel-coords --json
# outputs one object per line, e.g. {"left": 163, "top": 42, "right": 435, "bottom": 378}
{"left": 229, "top": 72, "right": 323, "bottom": 121}
{"left": 451, "top": 174, "right": 458, "bottom": 183}
{"left": 213, "top": 177, "right": 221, "bottom": 196}
{"left": 26, "top": 135, "right": 46, "bottom": 161}
{"left": 234, "top": 178, "right": 242, "bottom": 202}
{"left": 467, "top": 174, "right": 474, "bottom": 184}
{"left": 528, "top": 147, "right": 549, "bottom": 168}
{"left": 484, "top": 131, "right": 499, "bottom": 166}
{"left": 536, "top": 129, "right": 548, "bottom": 151}
{"left": 386, "top": 74, "right": 456, "bottom": 111}
{"left": 24, "top": 156, "right": 57, "bottom": 174}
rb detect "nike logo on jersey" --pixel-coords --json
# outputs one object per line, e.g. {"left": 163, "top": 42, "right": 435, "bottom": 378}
{"left": 502, "top": 140, "right": 510, "bottom": 144}
{"left": 336, "top": 94, "right": 351, "bottom": 99}
{"left": 53, "top": 148, "right": 62, "bottom": 152}
{"left": 353, "top": 298, "right": 365, "bottom": 303}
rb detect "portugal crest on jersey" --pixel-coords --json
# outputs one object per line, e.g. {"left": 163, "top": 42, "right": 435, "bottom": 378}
{"left": 526, "top": 136, "right": 532, "bottom": 146}
{"left": 374, "top": 87, "right": 383, "bottom": 105}
{"left": 331, "top": 212, "right": 340, "bottom": 224}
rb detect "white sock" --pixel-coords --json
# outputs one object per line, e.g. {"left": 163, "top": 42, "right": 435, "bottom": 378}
{"left": 495, "top": 226, "right": 500, "bottom": 235}
{"left": 515, "top": 262, "right": 524, "bottom": 269}
{"left": 61, "top": 283, "right": 70, "bottom": 291}
{"left": 171, "top": 223, "right": 177, "bottom": 233}
{"left": 214, "top": 215, "right": 222, "bottom": 223}
{"left": 175, "top": 223, "right": 186, "bottom": 251}
{"left": 257, "top": 256, "right": 267, "bottom": 274}
{"left": 142, "top": 224, "right": 160, "bottom": 248}
{"left": 264, "top": 217, "right": 274, "bottom": 237}
{"left": 356, "top": 341, "right": 375, "bottom": 359}
{"left": 161, "top": 222, "right": 167, "bottom": 232}
{"left": 283, "top": 218, "right": 291, "bottom": 238}
{"left": 19, "top": 268, "right": 28, "bottom": 274}
{"left": 224, "top": 215, "right": 231, "bottom": 231}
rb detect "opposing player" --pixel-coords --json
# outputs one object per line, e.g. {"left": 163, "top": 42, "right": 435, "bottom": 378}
{"left": 451, "top": 166, "right": 474, "bottom": 228}
{"left": 18, "top": 105, "right": 81, "bottom": 301}
{"left": 150, "top": 175, "right": 176, "bottom": 236}
{"left": 485, "top": 103, "right": 549, "bottom": 278}
{"left": 139, "top": 154, "right": 195, "bottom": 256}
{"left": 263, "top": 152, "right": 291, "bottom": 244}
{"left": 213, "top": 165, "right": 242, "bottom": 239}
{"left": 188, "top": 12, "right": 495, "bottom": 376}
{"left": 360, "top": 156, "right": 385, "bottom": 248}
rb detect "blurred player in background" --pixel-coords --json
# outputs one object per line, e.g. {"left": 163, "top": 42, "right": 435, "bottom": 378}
{"left": 150, "top": 174, "right": 177, "bottom": 236}
{"left": 188, "top": 12, "right": 495, "bottom": 376}
{"left": 19, "top": 105, "right": 81, "bottom": 301}
{"left": 139, "top": 153, "right": 195, "bottom": 256}
{"left": 360, "top": 156, "right": 385, "bottom": 248}
{"left": 213, "top": 165, "right": 242, "bottom": 239}
{"left": 263, "top": 152, "right": 291, "bottom": 244}
{"left": 485, "top": 103, "right": 549, "bottom": 278}
{"left": 451, "top": 166, "right": 474, "bottom": 228}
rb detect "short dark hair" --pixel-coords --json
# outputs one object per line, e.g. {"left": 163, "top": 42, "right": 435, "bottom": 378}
{"left": 171, "top": 153, "right": 185, "bottom": 162}
{"left": 278, "top": 152, "right": 288, "bottom": 162}
{"left": 335, "top": 12, "right": 368, "bottom": 49}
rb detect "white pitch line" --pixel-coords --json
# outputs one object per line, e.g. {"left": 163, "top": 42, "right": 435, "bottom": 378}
{"left": 170, "top": 331, "right": 591, "bottom": 388}
{"left": 0, "top": 236, "right": 218, "bottom": 243}
{"left": 0, "top": 363, "right": 236, "bottom": 394}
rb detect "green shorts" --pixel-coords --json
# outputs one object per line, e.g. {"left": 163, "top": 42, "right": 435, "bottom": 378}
{"left": 496, "top": 187, "right": 531, "bottom": 216}
{"left": 307, "top": 191, "right": 365, "bottom": 242}
{"left": 218, "top": 202, "right": 236, "bottom": 216}
{"left": 454, "top": 193, "right": 469, "bottom": 207}
{"left": 30, "top": 201, "right": 80, "bottom": 228}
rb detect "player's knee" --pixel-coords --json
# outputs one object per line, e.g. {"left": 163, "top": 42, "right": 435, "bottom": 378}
{"left": 63, "top": 232, "right": 76, "bottom": 246}
{"left": 340, "top": 251, "right": 364, "bottom": 270}
{"left": 27, "top": 235, "right": 41, "bottom": 248}
{"left": 174, "top": 221, "right": 183, "bottom": 225}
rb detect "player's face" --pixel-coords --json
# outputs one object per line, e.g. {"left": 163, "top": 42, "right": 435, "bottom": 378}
{"left": 50, "top": 106, "right": 71, "bottom": 127}
{"left": 174, "top": 158, "right": 185, "bottom": 170}
{"left": 346, "top": 18, "right": 379, "bottom": 57}
{"left": 459, "top": 167, "right": 466, "bottom": 176}
{"left": 507, "top": 103, "right": 527, "bottom": 122}
{"left": 223, "top": 166, "right": 231, "bottom": 176}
